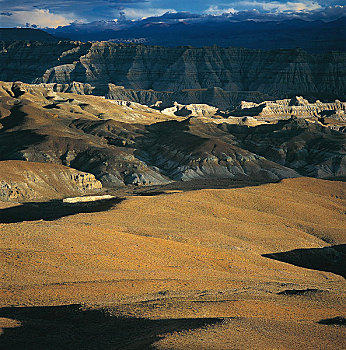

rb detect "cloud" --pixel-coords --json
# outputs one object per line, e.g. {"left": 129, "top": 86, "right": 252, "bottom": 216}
{"left": 0, "top": 1, "right": 148, "bottom": 13}
{"left": 205, "top": 6, "right": 237, "bottom": 16}
{"left": 234, "top": 1, "right": 322, "bottom": 12}
{"left": 307, "top": 5, "right": 346, "bottom": 21}
{"left": 0, "top": 1, "right": 344, "bottom": 28}
{"left": 203, "top": 3, "right": 345, "bottom": 22}
{"left": 120, "top": 8, "right": 177, "bottom": 20}
{"left": 0, "top": 0, "right": 149, "bottom": 24}
{"left": 205, "top": 1, "right": 323, "bottom": 15}
{"left": 237, "top": 4, "right": 345, "bottom": 21}
{"left": 0, "top": 9, "right": 80, "bottom": 28}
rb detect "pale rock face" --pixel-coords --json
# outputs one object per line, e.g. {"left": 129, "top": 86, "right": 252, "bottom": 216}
{"left": 160, "top": 102, "right": 219, "bottom": 117}
{"left": 62, "top": 194, "right": 114, "bottom": 203}
{"left": 231, "top": 96, "right": 346, "bottom": 120}
{"left": 0, "top": 161, "right": 102, "bottom": 202}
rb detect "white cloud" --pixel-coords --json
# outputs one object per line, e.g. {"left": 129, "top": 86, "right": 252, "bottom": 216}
{"left": 205, "top": 6, "right": 237, "bottom": 15}
{"left": 0, "top": 9, "right": 79, "bottom": 28}
{"left": 121, "top": 8, "right": 177, "bottom": 20}
{"left": 203, "top": 2, "right": 322, "bottom": 16}
{"left": 233, "top": 1, "right": 322, "bottom": 12}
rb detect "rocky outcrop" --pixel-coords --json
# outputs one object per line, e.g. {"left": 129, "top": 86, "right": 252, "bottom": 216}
{"left": 1, "top": 41, "right": 345, "bottom": 110}
{"left": 0, "top": 82, "right": 173, "bottom": 187}
{"left": 105, "top": 85, "right": 274, "bottom": 111}
{"left": 231, "top": 96, "right": 346, "bottom": 120}
{"left": 35, "top": 82, "right": 274, "bottom": 111}
{"left": 158, "top": 102, "right": 220, "bottom": 117}
{"left": 0, "top": 160, "right": 102, "bottom": 201}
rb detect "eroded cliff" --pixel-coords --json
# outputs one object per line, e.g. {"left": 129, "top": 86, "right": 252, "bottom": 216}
{"left": 1, "top": 41, "right": 345, "bottom": 109}
{"left": 231, "top": 96, "right": 346, "bottom": 121}
{"left": 0, "top": 160, "right": 102, "bottom": 201}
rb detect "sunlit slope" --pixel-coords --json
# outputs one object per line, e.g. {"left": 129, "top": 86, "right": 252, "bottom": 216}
{"left": 1, "top": 177, "right": 344, "bottom": 306}
{"left": 1, "top": 177, "right": 345, "bottom": 349}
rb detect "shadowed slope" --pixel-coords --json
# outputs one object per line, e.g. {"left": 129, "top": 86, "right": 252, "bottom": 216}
{"left": 318, "top": 316, "right": 346, "bottom": 326}
{"left": 221, "top": 118, "right": 346, "bottom": 178}
{"left": 1, "top": 82, "right": 345, "bottom": 185}
{"left": 0, "top": 103, "right": 47, "bottom": 161}
{"left": 1, "top": 42, "right": 345, "bottom": 101}
{"left": 0, "top": 83, "right": 172, "bottom": 187}
{"left": 136, "top": 117, "right": 299, "bottom": 181}
{"left": 263, "top": 244, "right": 346, "bottom": 278}
{"left": 0, "top": 197, "right": 123, "bottom": 223}
{"left": 0, "top": 304, "right": 222, "bottom": 350}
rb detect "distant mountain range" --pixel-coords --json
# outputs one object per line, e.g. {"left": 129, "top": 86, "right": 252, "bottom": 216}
{"left": 43, "top": 14, "right": 346, "bottom": 53}
{"left": 1, "top": 14, "right": 345, "bottom": 52}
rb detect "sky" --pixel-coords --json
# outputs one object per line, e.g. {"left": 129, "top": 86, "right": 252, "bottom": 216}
{"left": 0, "top": 1, "right": 345, "bottom": 28}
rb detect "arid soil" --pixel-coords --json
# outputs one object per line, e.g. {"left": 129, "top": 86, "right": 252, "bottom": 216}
{"left": 0, "top": 177, "right": 345, "bottom": 349}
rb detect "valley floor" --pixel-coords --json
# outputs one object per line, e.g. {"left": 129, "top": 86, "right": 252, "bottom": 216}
{"left": 0, "top": 177, "right": 345, "bottom": 349}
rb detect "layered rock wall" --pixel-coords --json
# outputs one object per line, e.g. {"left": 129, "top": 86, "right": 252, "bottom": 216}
{"left": 1, "top": 41, "right": 345, "bottom": 107}
{"left": 232, "top": 97, "right": 346, "bottom": 120}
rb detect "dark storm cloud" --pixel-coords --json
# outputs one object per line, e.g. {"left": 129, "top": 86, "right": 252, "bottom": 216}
{"left": 0, "top": 0, "right": 149, "bottom": 20}
{"left": 1, "top": 0, "right": 146, "bottom": 10}
{"left": 0, "top": 0, "right": 151, "bottom": 26}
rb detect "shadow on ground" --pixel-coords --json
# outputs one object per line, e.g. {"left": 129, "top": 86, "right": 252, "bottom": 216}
{"left": 262, "top": 244, "right": 346, "bottom": 278}
{"left": 277, "top": 288, "right": 323, "bottom": 296}
{"left": 318, "top": 316, "right": 346, "bottom": 326}
{"left": 124, "top": 179, "right": 274, "bottom": 198}
{"left": 0, "top": 197, "right": 124, "bottom": 223}
{"left": 0, "top": 304, "right": 223, "bottom": 350}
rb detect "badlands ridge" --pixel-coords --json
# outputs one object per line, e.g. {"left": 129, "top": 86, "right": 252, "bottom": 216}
{"left": 0, "top": 81, "right": 345, "bottom": 197}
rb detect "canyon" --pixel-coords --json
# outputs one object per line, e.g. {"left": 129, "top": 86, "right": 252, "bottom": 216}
{"left": 0, "top": 38, "right": 345, "bottom": 350}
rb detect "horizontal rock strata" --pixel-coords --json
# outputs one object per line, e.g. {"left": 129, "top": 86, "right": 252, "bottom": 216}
{"left": 0, "top": 160, "right": 102, "bottom": 201}
{"left": 231, "top": 96, "right": 346, "bottom": 120}
{"left": 1, "top": 41, "right": 345, "bottom": 110}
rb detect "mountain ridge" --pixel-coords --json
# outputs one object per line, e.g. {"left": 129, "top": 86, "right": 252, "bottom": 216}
{"left": 44, "top": 16, "right": 346, "bottom": 53}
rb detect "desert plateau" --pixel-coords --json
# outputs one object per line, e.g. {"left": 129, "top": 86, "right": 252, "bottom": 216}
{"left": 0, "top": 3, "right": 346, "bottom": 349}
